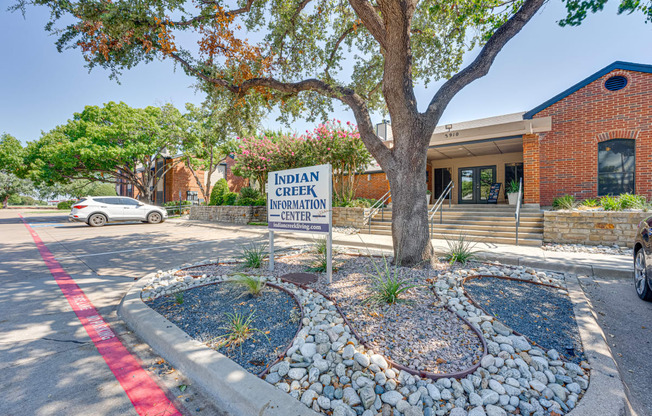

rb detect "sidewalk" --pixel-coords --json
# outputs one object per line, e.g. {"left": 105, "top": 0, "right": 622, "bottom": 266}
{"left": 169, "top": 219, "right": 633, "bottom": 279}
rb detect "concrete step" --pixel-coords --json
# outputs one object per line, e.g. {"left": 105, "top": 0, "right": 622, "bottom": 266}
{"left": 360, "top": 228, "right": 542, "bottom": 246}
{"left": 367, "top": 222, "right": 543, "bottom": 233}
{"left": 372, "top": 213, "right": 543, "bottom": 222}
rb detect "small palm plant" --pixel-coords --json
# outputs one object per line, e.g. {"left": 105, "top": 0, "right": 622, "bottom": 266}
{"left": 232, "top": 273, "right": 266, "bottom": 296}
{"left": 313, "top": 236, "right": 328, "bottom": 255}
{"left": 211, "top": 311, "right": 269, "bottom": 351}
{"left": 239, "top": 241, "right": 268, "bottom": 268}
{"left": 364, "top": 254, "right": 418, "bottom": 305}
{"left": 443, "top": 233, "right": 477, "bottom": 265}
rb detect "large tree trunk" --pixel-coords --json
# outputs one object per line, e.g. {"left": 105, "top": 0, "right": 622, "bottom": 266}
{"left": 385, "top": 127, "right": 435, "bottom": 267}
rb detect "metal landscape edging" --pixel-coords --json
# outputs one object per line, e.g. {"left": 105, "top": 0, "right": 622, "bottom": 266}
{"left": 118, "top": 272, "right": 319, "bottom": 416}
{"left": 279, "top": 277, "right": 488, "bottom": 381}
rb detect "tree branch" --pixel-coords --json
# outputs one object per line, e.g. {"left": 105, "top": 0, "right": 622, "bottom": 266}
{"left": 423, "top": 0, "right": 545, "bottom": 131}
{"left": 169, "top": 0, "right": 256, "bottom": 27}
{"left": 348, "top": 0, "right": 387, "bottom": 50}
{"left": 325, "top": 25, "right": 356, "bottom": 78}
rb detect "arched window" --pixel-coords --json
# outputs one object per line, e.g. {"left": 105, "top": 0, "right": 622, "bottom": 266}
{"left": 598, "top": 139, "right": 635, "bottom": 196}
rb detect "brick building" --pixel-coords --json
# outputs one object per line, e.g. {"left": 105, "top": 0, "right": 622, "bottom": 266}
{"left": 358, "top": 61, "right": 652, "bottom": 207}
{"left": 117, "top": 155, "right": 248, "bottom": 204}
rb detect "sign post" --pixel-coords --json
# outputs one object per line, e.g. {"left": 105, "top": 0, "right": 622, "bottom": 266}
{"left": 267, "top": 164, "right": 333, "bottom": 283}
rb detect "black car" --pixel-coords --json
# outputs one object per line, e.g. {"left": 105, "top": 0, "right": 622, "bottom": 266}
{"left": 634, "top": 215, "right": 652, "bottom": 301}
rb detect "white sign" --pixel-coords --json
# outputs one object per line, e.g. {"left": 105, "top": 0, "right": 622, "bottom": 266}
{"left": 267, "top": 164, "right": 333, "bottom": 283}
{"left": 267, "top": 164, "right": 332, "bottom": 234}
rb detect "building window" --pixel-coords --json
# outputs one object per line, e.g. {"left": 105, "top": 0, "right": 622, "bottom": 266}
{"left": 598, "top": 139, "right": 635, "bottom": 196}
{"left": 186, "top": 191, "right": 199, "bottom": 203}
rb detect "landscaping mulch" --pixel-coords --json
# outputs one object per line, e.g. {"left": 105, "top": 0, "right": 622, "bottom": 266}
{"left": 463, "top": 276, "right": 585, "bottom": 363}
{"left": 146, "top": 282, "right": 301, "bottom": 374}
{"left": 296, "top": 254, "right": 484, "bottom": 374}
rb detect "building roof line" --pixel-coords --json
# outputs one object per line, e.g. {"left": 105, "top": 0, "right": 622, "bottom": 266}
{"left": 523, "top": 61, "right": 652, "bottom": 119}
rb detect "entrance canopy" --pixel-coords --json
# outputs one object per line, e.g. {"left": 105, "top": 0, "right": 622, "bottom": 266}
{"left": 427, "top": 112, "right": 551, "bottom": 159}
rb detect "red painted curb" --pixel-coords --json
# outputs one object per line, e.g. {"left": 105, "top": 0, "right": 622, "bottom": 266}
{"left": 19, "top": 215, "right": 183, "bottom": 416}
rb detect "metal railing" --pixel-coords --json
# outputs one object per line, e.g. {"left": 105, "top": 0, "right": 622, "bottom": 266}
{"left": 363, "top": 190, "right": 392, "bottom": 233}
{"left": 515, "top": 177, "right": 523, "bottom": 245}
{"left": 429, "top": 181, "right": 454, "bottom": 236}
{"left": 164, "top": 203, "right": 195, "bottom": 216}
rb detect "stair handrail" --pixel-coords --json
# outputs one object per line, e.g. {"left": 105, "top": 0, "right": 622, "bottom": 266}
{"left": 428, "top": 181, "right": 454, "bottom": 236}
{"left": 363, "top": 189, "right": 391, "bottom": 231}
{"left": 515, "top": 177, "right": 523, "bottom": 246}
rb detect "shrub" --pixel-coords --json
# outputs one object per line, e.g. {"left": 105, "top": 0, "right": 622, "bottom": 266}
{"left": 7, "top": 194, "right": 22, "bottom": 205}
{"left": 211, "top": 311, "right": 268, "bottom": 351}
{"left": 506, "top": 180, "right": 520, "bottom": 194}
{"left": 239, "top": 241, "right": 268, "bottom": 268}
{"left": 364, "top": 254, "right": 418, "bottom": 305}
{"left": 581, "top": 198, "right": 599, "bottom": 207}
{"left": 617, "top": 193, "right": 646, "bottom": 210}
{"left": 443, "top": 234, "right": 477, "bottom": 265}
{"left": 163, "top": 200, "right": 192, "bottom": 207}
{"left": 552, "top": 195, "right": 576, "bottom": 210}
{"left": 239, "top": 187, "right": 260, "bottom": 199}
{"left": 232, "top": 274, "right": 266, "bottom": 296}
{"left": 175, "top": 292, "right": 184, "bottom": 304}
{"left": 313, "top": 236, "right": 328, "bottom": 255}
{"left": 222, "top": 192, "right": 238, "bottom": 206}
{"left": 209, "top": 179, "right": 229, "bottom": 206}
{"left": 57, "top": 200, "right": 76, "bottom": 210}
{"left": 600, "top": 195, "right": 619, "bottom": 211}
{"left": 333, "top": 197, "right": 378, "bottom": 208}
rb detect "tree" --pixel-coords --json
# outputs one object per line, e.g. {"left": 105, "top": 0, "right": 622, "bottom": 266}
{"left": 183, "top": 89, "right": 265, "bottom": 203}
{"left": 18, "top": 0, "right": 645, "bottom": 265}
{"left": 25, "top": 102, "right": 186, "bottom": 204}
{"left": 0, "top": 134, "right": 32, "bottom": 208}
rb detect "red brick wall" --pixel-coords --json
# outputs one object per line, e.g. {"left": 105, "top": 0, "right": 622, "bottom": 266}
{"left": 165, "top": 159, "right": 205, "bottom": 202}
{"left": 354, "top": 172, "right": 391, "bottom": 200}
{"left": 532, "top": 69, "right": 652, "bottom": 206}
{"left": 523, "top": 134, "right": 540, "bottom": 204}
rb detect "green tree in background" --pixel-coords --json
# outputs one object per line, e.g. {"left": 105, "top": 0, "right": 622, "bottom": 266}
{"left": 0, "top": 134, "right": 33, "bottom": 208}
{"left": 25, "top": 102, "right": 186, "bottom": 204}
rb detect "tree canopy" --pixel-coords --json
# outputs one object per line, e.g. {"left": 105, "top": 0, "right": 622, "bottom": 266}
{"left": 24, "top": 101, "right": 186, "bottom": 203}
{"left": 0, "top": 134, "right": 32, "bottom": 208}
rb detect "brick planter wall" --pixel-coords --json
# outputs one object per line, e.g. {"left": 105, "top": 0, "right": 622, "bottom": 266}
{"left": 543, "top": 210, "right": 650, "bottom": 248}
{"left": 189, "top": 206, "right": 367, "bottom": 228}
{"left": 190, "top": 206, "right": 268, "bottom": 224}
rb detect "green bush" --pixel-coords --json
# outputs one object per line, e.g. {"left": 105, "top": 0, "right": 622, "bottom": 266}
{"left": 600, "top": 195, "right": 619, "bottom": 211}
{"left": 552, "top": 195, "right": 576, "bottom": 210}
{"left": 163, "top": 200, "right": 192, "bottom": 207}
{"left": 57, "top": 200, "right": 76, "bottom": 210}
{"left": 239, "top": 241, "right": 268, "bottom": 268}
{"left": 333, "top": 197, "right": 378, "bottom": 208}
{"left": 506, "top": 180, "right": 520, "bottom": 194}
{"left": 7, "top": 194, "right": 22, "bottom": 205}
{"left": 443, "top": 233, "right": 477, "bottom": 265}
{"left": 364, "top": 254, "right": 418, "bottom": 305}
{"left": 617, "top": 193, "right": 646, "bottom": 210}
{"left": 239, "top": 187, "right": 260, "bottom": 199}
{"left": 209, "top": 179, "right": 229, "bottom": 206}
{"left": 581, "top": 198, "right": 599, "bottom": 207}
{"left": 222, "top": 192, "right": 238, "bottom": 206}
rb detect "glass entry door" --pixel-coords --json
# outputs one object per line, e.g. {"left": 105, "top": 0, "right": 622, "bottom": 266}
{"left": 458, "top": 166, "right": 496, "bottom": 204}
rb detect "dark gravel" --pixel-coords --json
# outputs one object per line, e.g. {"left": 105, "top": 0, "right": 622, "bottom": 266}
{"left": 464, "top": 277, "right": 585, "bottom": 363}
{"left": 146, "top": 282, "right": 301, "bottom": 374}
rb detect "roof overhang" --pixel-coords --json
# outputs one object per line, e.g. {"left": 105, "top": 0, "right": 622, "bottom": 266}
{"left": 429, "top": 116, "right": 551, "bottom": 147}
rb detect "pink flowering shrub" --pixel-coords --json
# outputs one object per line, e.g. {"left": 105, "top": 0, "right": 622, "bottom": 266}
{"left": 233, "top": 121, "right": 371, "bottom": 199}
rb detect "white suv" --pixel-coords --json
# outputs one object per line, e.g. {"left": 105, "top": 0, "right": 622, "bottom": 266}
{"left": 69, "top": 196, "right": 168, "bottom": 227}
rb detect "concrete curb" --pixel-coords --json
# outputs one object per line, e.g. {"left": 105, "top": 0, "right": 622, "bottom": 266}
{"left": 565, "top": 274, "right": 627, "bottom": 416}
{"left": 117, "top": 273, "right": 318, "bottom": 416}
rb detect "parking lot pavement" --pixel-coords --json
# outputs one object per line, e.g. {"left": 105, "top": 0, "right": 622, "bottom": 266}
{"left": 0, "top": 210, "right": 297, "bottom": 416}
{"left": 578, "top": 275, "right": 652, "bottom": 416}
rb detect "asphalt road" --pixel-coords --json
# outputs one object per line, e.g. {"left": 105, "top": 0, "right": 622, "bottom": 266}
{"left": 0, "top": 209, "right": 294, "bottom": 416}
{"left": 578, "top": 274, "right": 652, "bottom": 416}
{"left": 1, "top": 209, "right": 651, "bottom": 416}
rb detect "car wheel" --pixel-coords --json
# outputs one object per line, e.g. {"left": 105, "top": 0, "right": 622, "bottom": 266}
{"left": 147, "top": 212, "right": 163, "bottom": 224}
{"left": 634, "top": 249, "right": 652, "bottom": 301}
{"left": 88, "top": 214, "right": 107, "bottom": 227}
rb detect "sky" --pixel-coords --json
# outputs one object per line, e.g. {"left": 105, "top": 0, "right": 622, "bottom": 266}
{"left": 1, "top": 1, "right": 651, "bottom": 145}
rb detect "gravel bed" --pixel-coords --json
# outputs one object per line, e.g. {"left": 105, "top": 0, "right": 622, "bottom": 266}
{"left": 145, "top": 282, "right": 301, "bottom": 374}
{"left": 542, "top": 242, "right": 632, "bottom": 256}
{"left": 464, "top": 277, "right": 585, "bottom": 364}
{"left": 141, "top": 253, "right": 591, "bottom": 416}
{"left": 306, "top": 255, "right": 483, "bottom": 374}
